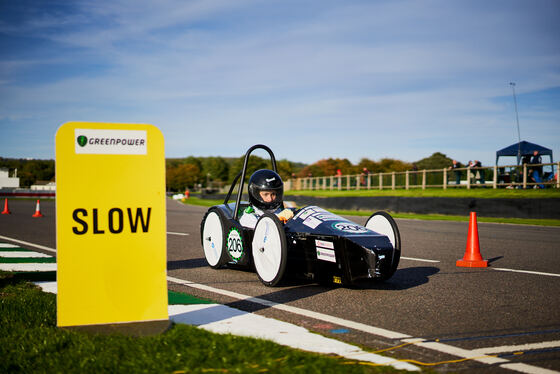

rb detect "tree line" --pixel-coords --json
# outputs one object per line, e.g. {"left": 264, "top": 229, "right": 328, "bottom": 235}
{"left": 0, "top": 152, "right": 455, "bottom": 191}
{"left": 0, "top": 157, "right": 55, "bottom": 188}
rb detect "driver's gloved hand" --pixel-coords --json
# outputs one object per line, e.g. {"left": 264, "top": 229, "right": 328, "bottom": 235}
{"left": 277, "top": 209, "right": 294, "bottom": 223}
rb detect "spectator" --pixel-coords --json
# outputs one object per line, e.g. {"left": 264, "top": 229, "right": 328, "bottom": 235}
{"left": 529, "top": 150, "right": 544, "bottom": 189}
{"left": 334, "top": 169, "right": 342, "bottom": 187}
{"left": 474, "top": 160, "right": 485, "bottom": 185}
{"left": 448, "top": 160, "right": 461, "bottom": 185}
{"left": 520, "top": 155, "right": 532, "bottom": 187}
{"left": 467, "top": 160, "right": 476, "bottom": 184}
{"left": 361, "top": 167, "right": 369, "bottom": 186}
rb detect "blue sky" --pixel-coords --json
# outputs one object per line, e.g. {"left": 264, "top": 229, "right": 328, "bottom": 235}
{"left": 1, "top": 0, "right": 559, "bottom": 166}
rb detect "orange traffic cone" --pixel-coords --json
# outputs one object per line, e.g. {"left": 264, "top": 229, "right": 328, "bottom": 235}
{"left": 1, "top": 198, "right": 10, "bottom": 214}
{"left": 32, "top": 199, "right": 43, "bottom": 218}
{"left": 457, "top": 212, "right": 487, "bottom": 267}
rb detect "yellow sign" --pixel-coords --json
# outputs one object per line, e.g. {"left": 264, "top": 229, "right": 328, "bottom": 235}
{"left": 55, "top": 122, "right": 168, "bottom": 331}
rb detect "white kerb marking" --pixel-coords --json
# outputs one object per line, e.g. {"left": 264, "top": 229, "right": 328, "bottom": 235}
{"left": 166, "top": 276, "right": 410, "bottom": 340}
{"left": 0, "top": 251, "right": 52, "bottom": 258}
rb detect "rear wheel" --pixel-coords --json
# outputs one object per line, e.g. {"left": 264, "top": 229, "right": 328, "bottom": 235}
{"left": 365, "top": 211, "right": 401, "bottom": 280}
{"left": 252, "top": 213, "right": 288, "bottom": 286}
{"left": 201, "top": 209, "right": 228, "bottom": 268}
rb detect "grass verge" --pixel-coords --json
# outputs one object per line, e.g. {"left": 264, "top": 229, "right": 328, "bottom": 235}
{"left": 0, "top": 271, "right": 400, "bottom": 374}
{"left": 178, "top": 197, "right": 560, "bottom": 226}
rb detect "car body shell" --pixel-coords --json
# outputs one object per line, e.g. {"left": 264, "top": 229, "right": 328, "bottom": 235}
{"left": 201, "top": 201, "right": 399, "bottom": 285}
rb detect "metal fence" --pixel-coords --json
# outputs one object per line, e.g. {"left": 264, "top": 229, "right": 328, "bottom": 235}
{"left": 286, "top": 162, "right": 560, "bottom": 191}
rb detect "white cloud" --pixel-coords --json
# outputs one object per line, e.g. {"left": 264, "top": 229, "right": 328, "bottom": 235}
{"left": 1, "top": 0, "right": 559, "bottom": 165}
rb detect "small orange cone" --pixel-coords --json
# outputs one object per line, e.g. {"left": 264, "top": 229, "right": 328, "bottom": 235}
{"left": 32, "top": 199, "right": 43, "bottom": 218}
{"left": 457, "top": 212, "right": 487, "bottom": 268}
{"left": 1, "top": 198, "right": 10, "bottom": 214}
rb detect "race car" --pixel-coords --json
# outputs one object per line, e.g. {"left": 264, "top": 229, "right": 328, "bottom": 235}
{"left": 200, "top": 144, "right": 401, "bottom": 287}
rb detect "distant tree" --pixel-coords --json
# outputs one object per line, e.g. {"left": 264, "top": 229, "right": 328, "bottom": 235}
{"left": 229, "top": 155, "right": 269, "bottom": 181}
{"left": 0, "top": 158, "right": 54, "bottom": 187}
{"left": 357, "top": 158, "right": 411, "bottom": 173}
{"left": 378, "top": 158, "right": 412, "bottom": 172}
{"left": 298, "top": 158, "right": 353, "bottom": 177}
{"left": 357, "top": 158, "right": 381, "bottom": 173}
{"left": 166, "top": 158, "right": 183, "bottom": 169}
{"left": 183, "top": 156, "right": 203, "bottom": 172}
{"left": 166, "top": 163, "right": 201, "bottom": 191}
{"left": 202, "top": 157, "right": 229, "bottom": 182}
{"left": 277, "top": 159, "right": 296, "bottom": 181}
{"left": 414, "top": 152, "right": 456, "bottom": 170}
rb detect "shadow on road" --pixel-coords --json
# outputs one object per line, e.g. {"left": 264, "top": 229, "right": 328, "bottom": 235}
{"left": 354, "top": 266, "right": 440, "bottom": 290}
{"left": 487, "top": 256, "right": 504, "bottom": 264}
{"left": 225, "top": 283, "right": 331, "bottom": 313}
{"left": 167, "top": 258, "right": 208, "bottom": 270}
{"left": 224, "top": 266, "right": 440, "bottom": 313}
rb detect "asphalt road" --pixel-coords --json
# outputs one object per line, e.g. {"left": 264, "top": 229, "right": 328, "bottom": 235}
{"left": 2, "top": 198, "right": 560, "bottom": 373}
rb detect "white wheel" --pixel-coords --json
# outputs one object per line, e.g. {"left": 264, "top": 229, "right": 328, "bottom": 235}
{"left": 365, "top": 211, "right": 401, "bottom": 280}
{"left": 201, "top": 210, "right": 227, "bottom": 268}
{"left": 365, "top": 212, "right": 399, "bottom": 249}
{"left": 252, "top": 213, "right": 287, "bottom": 286}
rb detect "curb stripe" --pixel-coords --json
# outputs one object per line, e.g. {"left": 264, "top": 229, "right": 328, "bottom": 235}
{"left": 0, "top": 257, "right": 56, "bottom": 263}
{"left": 0, "top": 263, "right": 57, "bottom": 272}
{"left": 0, "top": 247, "right": 32, "bottom": 252}
{"left": 0, "top": 251, "right": 53, "bottom": 258}
{"left": 0, "top": 235, "right": 57, "bottom": 254}
{"left": 167, "top": 275, "right": 410, "bottom": 340}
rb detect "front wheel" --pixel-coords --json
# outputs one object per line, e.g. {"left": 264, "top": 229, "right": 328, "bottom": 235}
{"left": 252, "top": 213, "right": 288, "bottom": 286}
{"left": 201, "top": 209, "right": 228, "bottom": 269}
{"left": 365, "top": 211, "right": 401, "bottom": 281}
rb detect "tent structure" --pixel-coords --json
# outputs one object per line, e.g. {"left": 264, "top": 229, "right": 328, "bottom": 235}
{"left": 495, "top": 140, "right": 553, "bottom": 165}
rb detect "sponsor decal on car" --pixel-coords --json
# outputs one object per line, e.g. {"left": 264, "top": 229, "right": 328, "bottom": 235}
{"left": 296, "top": 206, "right": 350, "bottom": 227}
{"left": 303, "top": 216, "right": 322, "bottom": 229}
{"left": 295, "top": 207, "right": 316, "bottom": 221}
{"left": 331, "top": 222, "right": 370, "bottom": 234}
{"left": 315, "top": 239, "right": 336, "bottom": 263}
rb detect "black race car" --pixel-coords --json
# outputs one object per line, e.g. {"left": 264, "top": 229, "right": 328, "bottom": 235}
{"left": 200, "top": 145, "right": 401, "bottom": 287}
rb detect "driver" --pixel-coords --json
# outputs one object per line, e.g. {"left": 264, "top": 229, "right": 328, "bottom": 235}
{"left": 239, "top": 169, "right": 294, "bottom": 228}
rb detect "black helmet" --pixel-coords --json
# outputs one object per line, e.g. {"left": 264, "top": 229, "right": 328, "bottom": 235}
{"left": 248, "top": 169, "right": 283, "bottom": 210}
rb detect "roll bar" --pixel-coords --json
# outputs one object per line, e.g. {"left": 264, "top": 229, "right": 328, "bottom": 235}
{"left": 223, "top": 144, "right": 278, "bottom": 220}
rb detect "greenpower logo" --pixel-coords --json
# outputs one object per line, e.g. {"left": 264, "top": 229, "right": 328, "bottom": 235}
{"left": 74, "top": 128, "right": 147, "bottom": 155}
{"left": 77, "top": 135, "right": 88, "bottom": 147}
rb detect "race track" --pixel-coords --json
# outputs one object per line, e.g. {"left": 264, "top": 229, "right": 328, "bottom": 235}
{"left": 2, "top": 198, "right": 560, "bottom": 373}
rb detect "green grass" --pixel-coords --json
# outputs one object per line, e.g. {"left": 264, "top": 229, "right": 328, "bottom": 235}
{"left": 0, "top": 271, "right": 401, "bottom": 374}
{"left": 179, "top": 197, "right": 560, "bottom": 226}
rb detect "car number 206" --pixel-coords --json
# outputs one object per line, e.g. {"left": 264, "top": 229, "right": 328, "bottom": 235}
{"left": 227, "top": 228, "right": 244, "bottom": 261}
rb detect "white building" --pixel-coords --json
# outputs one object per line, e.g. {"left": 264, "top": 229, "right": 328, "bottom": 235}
{"left": 30, "top": 181, "right": 56, "bottom": 191}
{"left": 0, "top": 168, "right": 19, "bottom": 188}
